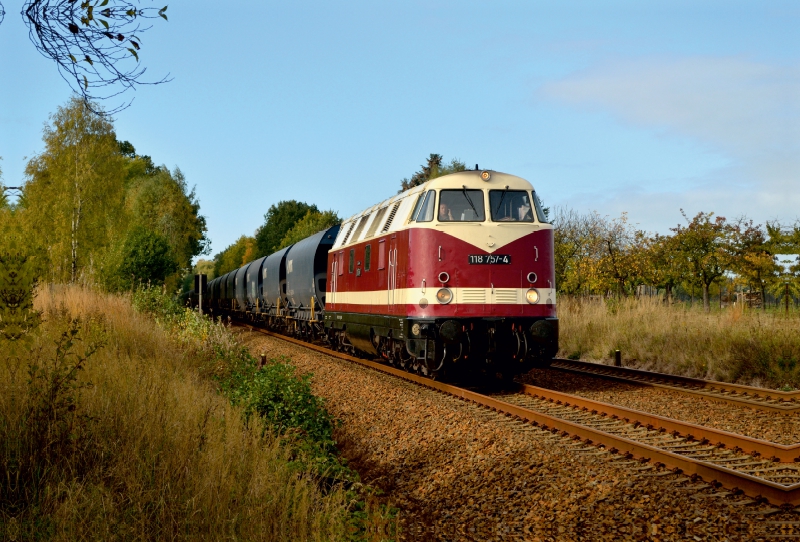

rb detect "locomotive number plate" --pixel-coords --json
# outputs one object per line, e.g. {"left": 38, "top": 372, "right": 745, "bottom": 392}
{"left": 468, "top": 254, "right": 511, "bottom": 264}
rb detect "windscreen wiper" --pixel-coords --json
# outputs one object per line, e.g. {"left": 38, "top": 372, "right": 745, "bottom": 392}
{"left": 462, "top": 185, "right": 479, "bottom": 217}
{"left": 495, "top": 185, "right": 509, "bottom": 214}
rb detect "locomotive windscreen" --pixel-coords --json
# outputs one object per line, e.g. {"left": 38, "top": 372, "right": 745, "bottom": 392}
{"left": 438, "top": 189, "right": 485, "bottom": 222}
{"left": 489, "top": 190, "right": 533, "bottom": 222}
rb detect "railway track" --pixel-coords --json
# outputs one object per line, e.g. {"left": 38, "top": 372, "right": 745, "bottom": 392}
{"left": 242, "top": 324, "right": 800, "bottom": 506}
{"left": 550, "top": 358, "right": 800, "bottom": 414}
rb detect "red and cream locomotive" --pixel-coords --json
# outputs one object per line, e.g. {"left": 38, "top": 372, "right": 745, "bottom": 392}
{"left": 204, "top": 169, "right": 557, "bottom": 379}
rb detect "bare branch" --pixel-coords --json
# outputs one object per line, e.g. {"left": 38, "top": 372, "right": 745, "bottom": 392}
{"left": 23, "top": 0, "right": 171, "bottom": 115}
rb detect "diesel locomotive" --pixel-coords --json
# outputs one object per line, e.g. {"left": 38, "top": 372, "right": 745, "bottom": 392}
{"left": 202, "top": 169, "right": 558, "bottom": 379}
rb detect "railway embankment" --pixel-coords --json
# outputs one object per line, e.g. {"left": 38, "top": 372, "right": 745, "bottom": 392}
{"left": 237, "top": 329, "right": 792, "bottom": 541}
{"left": 1, "top": 285, "right": 379, "bottom": 540}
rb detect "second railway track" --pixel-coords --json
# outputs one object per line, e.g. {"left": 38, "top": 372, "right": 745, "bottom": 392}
{"left": 549, "top": 358, "right": 800, "bottom": 414}
{"left": 241, "top": 323, "right": 800, "bottom": 506}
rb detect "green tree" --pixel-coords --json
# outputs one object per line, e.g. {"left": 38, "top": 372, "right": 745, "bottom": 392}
{"left": 278, "top": 210, "right": 341, "bottom": 250}
{"left": 254, "top": 201, "right": 318, "bottom": 257}
{"left": 214, "top": 236, "right": 257, "bottom": 277}
{"left": 193, "top": 259, "right": 215, "bottom": 280}
{"left": 400, "top": 154, "right": 467, "bottom": 192}
{"left": 732, "top": 221, "right": 780, "bottom": 310}
{"left": 642, "top": 233, "right": 684, "bottom": 303}
{"left": 21, "top": 97, "right": 126, "bottom": 283}
{"left": 123, "top": 167, "right": 209, "bottom": 270}
{"left": 114, "top": 227, "right": 177, "bottom": 288}
{"left": 672, "top": 211, "right": 737, "bottom": 312}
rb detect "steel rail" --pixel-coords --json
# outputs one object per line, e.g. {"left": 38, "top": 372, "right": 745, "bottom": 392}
{"left": 550, "top": 359, "right": 800, "bottom": 414}
{"left": 518, "top": 383, "right": 800, "bottom": 462}
{"left": 243, "top": 325, "right": 800, "bottom": 505}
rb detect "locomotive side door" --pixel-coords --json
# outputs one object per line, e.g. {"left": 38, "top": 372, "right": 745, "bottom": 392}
{"left": 330, "top": 258, "right": 337, "bottom": 306}
{"left": 388, "top": 236, "right": 397, "bottom": 309}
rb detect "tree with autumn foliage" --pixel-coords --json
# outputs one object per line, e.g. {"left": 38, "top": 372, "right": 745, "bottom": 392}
{"left": 213, "top": 236, "right": 257, "bottom": 278}
{"left": 594, "top": 214, "right": 649, "bottom": 297}
{"left": 731, "top": 220, "right": 781, "bottom": 310}
{"left": 671, "top": 211, "right": 738, "bottom": 311}
{"left": 641, "top": 233, "right": 684, "bottom": 303}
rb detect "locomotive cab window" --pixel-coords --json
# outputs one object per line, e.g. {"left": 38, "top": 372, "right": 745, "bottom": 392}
{"left": 438, "top": 189, "right": 485, "bottom": 222}
{"left": 533, "top": 191, "right": 549, "bottom": 223}
{"left": 348, "top": 249, "right": 355, "bottom": 273}
{"left": 414, "top": 190, "right": 436, "bottom": 222}
{"left": 490, "top": 190, "right": 534, "bottom": 222}
{"left": 364, "top": 244, "right": 371, "bottom": 271}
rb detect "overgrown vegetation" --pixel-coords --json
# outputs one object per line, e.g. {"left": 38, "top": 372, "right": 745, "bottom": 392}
{"left": 130, "top": 287, "right": 357, "bottom": 481}
{"left": 0, "top": 270, "right": 393, "bottom": 539}
{"left": 559, "top": 296, "right": 800, "bottom": 389}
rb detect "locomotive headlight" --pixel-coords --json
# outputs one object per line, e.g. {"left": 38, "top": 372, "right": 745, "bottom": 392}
{"left": 411, "top": 323, "right": 421, "bottom": 336}
{"left": 436, "top": 288, "right": 453, "bottom": 304}
{"left": 480, "top": 171, "right": 491, "bottom": 181}
{"left": 525, "top": 288, "right": 540, "bottom": 304}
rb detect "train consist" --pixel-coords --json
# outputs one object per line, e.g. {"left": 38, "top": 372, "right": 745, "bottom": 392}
{"left": 201, "top": 169, "right": 558, "bottom": 379}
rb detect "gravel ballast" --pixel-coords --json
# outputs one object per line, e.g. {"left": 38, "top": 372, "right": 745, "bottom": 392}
{"left": 236, "top": 329, "right": 792, "bottom": 541}
{"left": 520, "top": 369, "right": 797, "bottom": 445}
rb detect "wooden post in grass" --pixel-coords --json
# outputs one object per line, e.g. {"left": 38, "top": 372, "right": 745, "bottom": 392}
{"left": 615, "top": 350, "right": 621, "bottom": 367}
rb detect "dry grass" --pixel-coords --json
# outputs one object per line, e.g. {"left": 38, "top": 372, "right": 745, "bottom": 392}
{"left": 558, "top": 296, "right": 800, "bottom": 389}
{"left": 1, "top": 285, "right": 351, "bottom": 540}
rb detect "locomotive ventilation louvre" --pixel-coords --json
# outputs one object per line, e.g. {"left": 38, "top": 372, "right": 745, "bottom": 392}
{"left": 381, "top": 202, "right": 401, "bottom": 233}
{"left": 494, "top": 289, "right": 519, "bottom": 304}
{"left": 349, "top": 213, "right": 371, "bottom": 243}
{"left": 340, "top": 221, "right": 356, "bottom": 245}
{"left": 364, "top": 206, "right": 388, "bottom": 238}
{"left": 460, "top": 288, "right": 486, "bottom": 304}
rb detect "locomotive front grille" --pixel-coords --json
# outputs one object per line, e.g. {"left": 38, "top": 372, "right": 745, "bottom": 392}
{"left": 494, "top": 289, "right": 519, "bottom": 304}
{"left": 459, "top": 288, "right": 486, "bottom": 304}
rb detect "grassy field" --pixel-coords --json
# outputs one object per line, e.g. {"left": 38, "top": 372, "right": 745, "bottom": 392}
{"left": 558, "top": 296, "right": 800, "bottom": 389}
{"left": 0, "top": 285, "right": 368, "bottom": 540}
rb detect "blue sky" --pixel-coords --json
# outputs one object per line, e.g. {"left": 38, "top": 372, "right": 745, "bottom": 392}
{"left": 1, "top": 1, "right": 798, "bottom": 258}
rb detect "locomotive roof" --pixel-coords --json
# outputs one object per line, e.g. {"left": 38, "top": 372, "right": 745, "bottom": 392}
{"left": 332, "top": 170, "right": 540, "bottom": 250}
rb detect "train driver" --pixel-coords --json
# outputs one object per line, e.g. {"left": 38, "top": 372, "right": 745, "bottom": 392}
{"left": 439, "top": 201, "right": 454, "bottom": 221}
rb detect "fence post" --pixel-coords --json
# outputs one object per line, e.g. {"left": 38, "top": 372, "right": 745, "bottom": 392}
{"left": 614, "top": 350, "right": 621, "bottom": 367}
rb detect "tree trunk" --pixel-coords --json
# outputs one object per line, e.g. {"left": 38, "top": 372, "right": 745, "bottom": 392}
{"left": 702, "top": 282, "right": 710, "bottom": 312}
{"left": 71, "top": 194, "right": 82, "bottom": 283}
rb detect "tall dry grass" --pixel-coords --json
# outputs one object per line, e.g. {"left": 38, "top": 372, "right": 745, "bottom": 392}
{"left": 1, "top": 285, "right": 351, "bottom": 540}
{"left": 558, "top": 296, "right": 800, "bottom": 389}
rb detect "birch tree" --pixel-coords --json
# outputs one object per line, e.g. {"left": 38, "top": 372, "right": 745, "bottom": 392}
{"left": 22, "top": 97, "right": 126, "bottom": 282}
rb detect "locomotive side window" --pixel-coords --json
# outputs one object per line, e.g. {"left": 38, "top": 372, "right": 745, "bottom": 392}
{"left": 416, "top": 190, "right": 436, "bottom": 222}
{"left": 364, "top": 244, "right": 371, "bottom": 271}
{"left": 337, "top": 251, "right": 344, "bottom": 276}
{"left": 348, "top": 249, "right": 355, "bottom": 273}
{"left": 533, "top": 191, "right": 549, "bottom": 223}
{"left": 378, "top": 240, "right": 386, "bottom": 270}
{"left": 438, "top": 189, "right": 485, "bottom": 222}
{"left": 489, "top": 190, "right": 533, "bottom": 222}
{"left": 409, "top": 192, "right": 426, "bottom": 222}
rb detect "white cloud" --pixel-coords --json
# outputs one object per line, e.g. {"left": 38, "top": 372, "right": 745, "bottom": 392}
{"left": 540, "top": 56, "right": 800, "bottom": 230}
